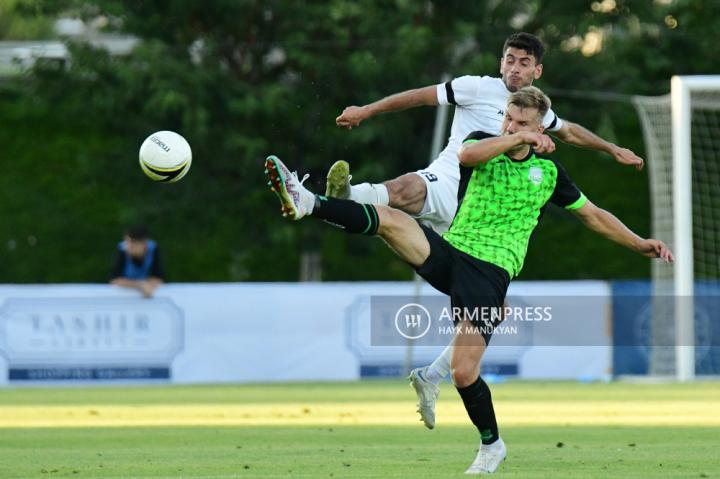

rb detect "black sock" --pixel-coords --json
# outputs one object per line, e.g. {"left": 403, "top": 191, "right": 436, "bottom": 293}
{"left": 311, "top": 195, "right": 379, "bottom": 235}
{"left": 456, "top": 375, "right": 499, "bottom": 444}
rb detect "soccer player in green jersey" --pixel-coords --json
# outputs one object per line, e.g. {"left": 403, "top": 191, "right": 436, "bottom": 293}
{"left": 264, "top": 86, "right": 672, "bottom": 474}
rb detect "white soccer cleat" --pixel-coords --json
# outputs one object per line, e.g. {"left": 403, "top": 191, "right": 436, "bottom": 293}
{"left": 408, "top": 366, "right": 440, "bottom": 429}
{"left": 264, "top": 155, "right": 315, "bottom": 220}
{"left": 464, "top": 437, "right": 507, "bottom": 475}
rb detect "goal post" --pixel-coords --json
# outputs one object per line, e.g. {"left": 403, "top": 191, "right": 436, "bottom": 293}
{"left": 634, "top": 75, "right": 720, "bottom": 381}
{"left": 671, "top": 75, "right": 693, "bottom": 382}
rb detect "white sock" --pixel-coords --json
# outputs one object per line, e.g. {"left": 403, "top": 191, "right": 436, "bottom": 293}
{"left": 350, "top": 183, "right": 389, "bottom": 205}
{"left": 425, "top": 344, "right": 453, "bottom": 384}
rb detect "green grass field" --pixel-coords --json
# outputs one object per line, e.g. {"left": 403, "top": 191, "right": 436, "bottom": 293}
{"left": 1, "top": 381, "right": 719, "bottom": 478}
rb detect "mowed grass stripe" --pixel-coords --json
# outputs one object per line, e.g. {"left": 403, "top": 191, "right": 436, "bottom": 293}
{"left": 2, "top": 399, "right": 719, "bottom": 427}
{"left": 1, "top": 381, "right": 718, "bottom": 405}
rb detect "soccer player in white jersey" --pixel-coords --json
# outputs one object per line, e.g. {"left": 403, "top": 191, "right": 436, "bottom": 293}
{"left": 328, "top": 32, "right": 645, "bottom": 430}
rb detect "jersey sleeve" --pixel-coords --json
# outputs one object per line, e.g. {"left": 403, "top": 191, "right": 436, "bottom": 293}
{"left": 542, "top": 107, "right": 563, "bottom": 132}
{"left": 549, "top": 160, "right": 587, "bottom": 210}
{"left": 436, "top": 75, "right": 481, "bottom": 106}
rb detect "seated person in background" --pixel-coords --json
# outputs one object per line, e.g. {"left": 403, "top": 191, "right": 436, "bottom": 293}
{"left": 109, "top": 224, "right": 165, "bottom": 298}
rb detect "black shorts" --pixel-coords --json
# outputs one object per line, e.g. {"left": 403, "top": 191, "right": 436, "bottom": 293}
{"left": 415, "top": 225, "right": 510, "bottom": 345}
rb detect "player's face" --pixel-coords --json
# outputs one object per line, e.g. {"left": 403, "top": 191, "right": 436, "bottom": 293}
{"left": 500, "top": 47, "right": 543, "bottom": 92}
{"left": 501, "top": 104, "right": 544, "bottom": 136}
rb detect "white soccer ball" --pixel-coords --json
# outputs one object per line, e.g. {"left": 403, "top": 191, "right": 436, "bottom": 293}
{"left": 138, "top": 131, "right": 192, "bottom": 183}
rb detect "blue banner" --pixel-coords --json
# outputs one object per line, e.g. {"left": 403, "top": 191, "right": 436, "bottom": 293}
{"left": 611, "top": 280, "right": 720, "bottom": 376}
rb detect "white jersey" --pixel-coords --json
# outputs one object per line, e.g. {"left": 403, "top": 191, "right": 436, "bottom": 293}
{"left": 434, "top": 75, "right": 562, "bottom": 165}
{"left": 415, "top": 75, "right": 563, "bottom": 234}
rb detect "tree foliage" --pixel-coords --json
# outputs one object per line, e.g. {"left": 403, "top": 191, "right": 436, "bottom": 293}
{"left": 0, "top": 0, "right": 715, "bottom": 282}
{"left": 0, "top": 0, "right": 56, "bottom": 39}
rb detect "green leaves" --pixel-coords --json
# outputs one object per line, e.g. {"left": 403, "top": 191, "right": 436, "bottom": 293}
{"left": 2, "top": 0, "right": 717, "bottom": 281}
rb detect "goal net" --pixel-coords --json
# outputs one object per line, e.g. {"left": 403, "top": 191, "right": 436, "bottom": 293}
{"left": 633, "top": 76, "right": 720, "bottom": 380}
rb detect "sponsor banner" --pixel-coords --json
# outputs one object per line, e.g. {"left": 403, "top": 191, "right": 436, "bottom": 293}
{"left": 0, "top": 283, "right": 420, "bottom": 384}
{"left": 0, "top": 281, "right": 612, "bottom": 384}
{"left": 0, "top": 294, "right": 183, "bottom": 383}
{"left": 0, "top": 297, "right": 183, "bottom": 364}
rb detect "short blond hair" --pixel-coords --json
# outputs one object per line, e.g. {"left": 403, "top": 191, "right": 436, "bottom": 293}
{"left": 508, "top": 86, "right": 551, "bottom": 121}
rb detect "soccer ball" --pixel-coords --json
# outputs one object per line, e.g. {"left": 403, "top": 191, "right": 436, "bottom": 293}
{"left": 138, "top": 131, "right": 192, "bottom": 183}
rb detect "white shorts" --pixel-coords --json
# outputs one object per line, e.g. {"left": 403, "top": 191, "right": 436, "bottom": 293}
{"left": 413, "top": 154, "right": 460, "bottom": 234}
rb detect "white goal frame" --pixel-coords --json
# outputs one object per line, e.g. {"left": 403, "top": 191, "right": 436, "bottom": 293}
{"left": 671, "top": 75, "right": 720, "bottom": 382}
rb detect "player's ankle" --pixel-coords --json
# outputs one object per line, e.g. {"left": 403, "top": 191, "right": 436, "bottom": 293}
{"left": 423, "top": 366, "right": 444, "bottom": 385}
{"left": 483, "top": 436, "right": 503, "bottom": 448}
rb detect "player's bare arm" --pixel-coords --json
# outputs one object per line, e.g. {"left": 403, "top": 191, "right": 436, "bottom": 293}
{"left": 553, "top": 120, "right": 645, "bottom": 171}
{"left": 336, "top": 85, "right": 438, "bottom": 129}
{"left": 459, "top": 132, "right": 555, "bottom": 167}
{"left": 110, "top": 277, "right": 163, "bottom": 298}
{"left": 571, "top": 200, "right": 673, "bottom": 262}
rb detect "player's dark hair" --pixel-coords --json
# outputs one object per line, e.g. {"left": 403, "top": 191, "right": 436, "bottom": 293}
{"left": 126, "top": 224, "right": 149, "bottom": 240}
{"left": 503, "top": 32, "right": 546, "bottom": 63}
{"left": 508, "top": 86, "right": 551, "bottom": 120}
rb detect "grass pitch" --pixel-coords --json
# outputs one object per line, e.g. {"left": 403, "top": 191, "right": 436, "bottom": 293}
{"left": 0, "top": 381, "right": 718, "bottom": 478}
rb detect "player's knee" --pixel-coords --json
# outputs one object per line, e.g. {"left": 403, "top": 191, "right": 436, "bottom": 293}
{"left": 386, "top": 174, "right": 426, "bottom": 209}
{"left": 452, "top": 362, "right": 479, "bottom": 388}
{"left": 376, "top": 205, "right": 403, "bottom": 236}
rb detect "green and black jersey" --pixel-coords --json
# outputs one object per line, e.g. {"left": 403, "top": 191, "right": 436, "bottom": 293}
{"left": 443, "top": 131, "right": 587, "bottom": 278}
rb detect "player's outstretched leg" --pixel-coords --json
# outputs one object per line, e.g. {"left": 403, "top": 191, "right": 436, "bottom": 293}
{"left": 266, "top": 155, "right": 380, "bottom": 235}
{"left": 266, "top": 155, "right": 431, "bottom": 267}
{"left": 324, "top": 167, "right": 429, "bottom": 215}
{"left": 324, "top": 161, "right": 391, "bottom": 207}
{"left": 266, "top": 155, "right": 381, "bottom": 236}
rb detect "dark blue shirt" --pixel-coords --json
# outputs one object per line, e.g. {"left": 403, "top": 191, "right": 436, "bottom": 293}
{"left": 110, "top": 240, "right": 165, "bottom": 280}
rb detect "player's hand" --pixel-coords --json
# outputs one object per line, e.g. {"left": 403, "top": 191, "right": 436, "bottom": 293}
{"left": 519, "top": 132, "right": 555, "bottom": 154}
{"left": 637, "top": 239, "right": 674, "bottom": 262}
{"left": 336, "top": 106, "right": 368, "bottom": 130}
{"left": 611, "top": 145, "right": 644, "bottom": 171}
